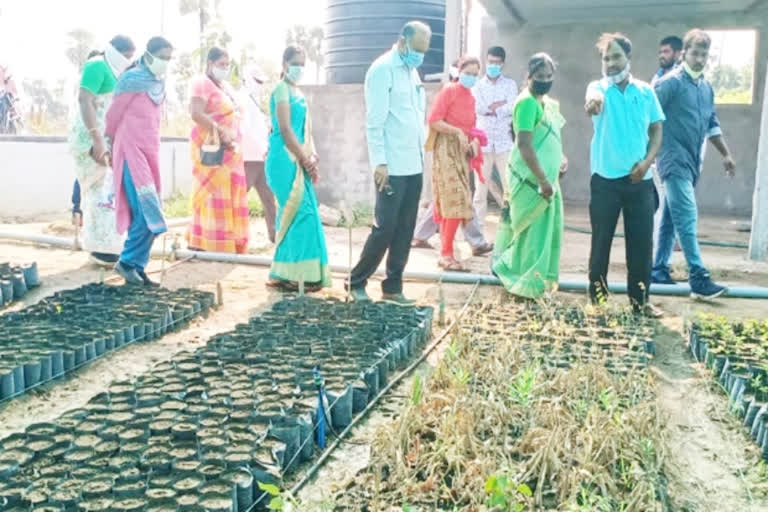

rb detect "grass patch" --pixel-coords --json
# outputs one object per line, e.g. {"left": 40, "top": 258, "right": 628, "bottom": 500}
{"left": 339, "top": 202, "right": 374, "bottom": 228}
{"left": 163, "top": 192, "right": 191, "bottom": 218}
{"left": 247, "top": 189, "right": 264, "bottom": 217}
{"left": 162, "top": 190, "right": 265, "bottom": 219}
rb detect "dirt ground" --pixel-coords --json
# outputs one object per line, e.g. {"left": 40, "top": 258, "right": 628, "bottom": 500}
{"left": 1, "top": 206, "right": 768, "bottom": 509}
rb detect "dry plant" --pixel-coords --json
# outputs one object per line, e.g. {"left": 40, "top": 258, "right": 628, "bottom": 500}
{"left": 335, "top": 303, "right": 670, "bottom": 511}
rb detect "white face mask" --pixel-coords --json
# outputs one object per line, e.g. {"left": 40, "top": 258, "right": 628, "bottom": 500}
{"left": 105, "top": 44, "right": 130, "bottom": 77}
{"left": 603, "top": 61, "right": 631, "bottom": 84}
{"left": 146, "top": 52, "right": 168, "bottom": 79}
{"left": 683, "top": 61, "right": 704, "bottom": 80}
{"left": 211, "top": 65, "right": 229, "bottom": 83}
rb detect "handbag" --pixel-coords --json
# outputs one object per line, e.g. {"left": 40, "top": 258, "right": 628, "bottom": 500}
{"left": 200, "top": 126, "right": 225, "bottom": 166}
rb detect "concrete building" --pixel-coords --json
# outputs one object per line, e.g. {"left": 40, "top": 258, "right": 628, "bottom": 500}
{"left": 477, "top": 0, "right": 768, "bottom": 258}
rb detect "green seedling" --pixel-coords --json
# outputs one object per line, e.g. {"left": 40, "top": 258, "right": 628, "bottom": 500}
{"left": 484, "top": 471, "right": 532, "bottom": 511}
{"left": 452, "top": 366, "right": 471, "bottom": 387}
{"left": 258, "top": 482, "right": 299, "bottom": 511}
{"left": 411, "top": 375, "right": 422, "bottom": 406}
{"left": 598, "top": 387, "right": 618, "bottom": 412}
{"left": 508, "top": 365, "right": 538, "bottom": 408}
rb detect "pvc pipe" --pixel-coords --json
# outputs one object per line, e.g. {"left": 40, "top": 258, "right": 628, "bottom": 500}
{"left": 3, "top": 232, "right": 768, "bottom": 299}
{"left": 564, "top": 225, "right": 749, "bottom": 249}
{"left": 0, "top": 231, "right": 76, "bottom": 249}
{"left": 169, "top": 249, "right": 768, "bottom": 299}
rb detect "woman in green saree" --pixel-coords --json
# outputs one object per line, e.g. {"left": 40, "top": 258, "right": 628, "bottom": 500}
{"left": 492, "top": 53, "right": 568, "bottom": 299}
{"left": 265, "top": 45, "right": 331, "bottom": 292}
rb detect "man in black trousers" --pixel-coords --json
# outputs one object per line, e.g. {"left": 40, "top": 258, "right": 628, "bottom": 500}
{"left": 347, "top": 21, "right": 432, "bottom": 304}
{"left": 584, "top": 33, "right": 665, "bottom": 316}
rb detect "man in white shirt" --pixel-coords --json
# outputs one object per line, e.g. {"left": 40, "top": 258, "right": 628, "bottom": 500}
{"left": 240, "top": 65, "right": 276, "bottom": 243}
{"left": 473, "top": 46, "right": 518, "bottom": 229}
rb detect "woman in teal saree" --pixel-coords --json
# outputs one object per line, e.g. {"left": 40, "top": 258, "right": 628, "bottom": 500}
{"left": 265, "top": 46, "right": 331, "bottom": 291}
{"left": 492, "top": 53, "right": 568, "bottom": 299}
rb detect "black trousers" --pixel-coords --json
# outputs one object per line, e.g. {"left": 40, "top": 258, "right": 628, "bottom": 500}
{"left": 349, "top": 174, "right": 423, "bottom": 294}
{"left": 588, "top": 174, "right": 655, "bottom": 308}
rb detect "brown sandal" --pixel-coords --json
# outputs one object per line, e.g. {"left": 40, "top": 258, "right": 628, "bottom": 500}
{"left": 411, "top": 239, "right": 434, "bottom": 250}
{"left": 438, "top": 257, "right": 469, "bottom": 272}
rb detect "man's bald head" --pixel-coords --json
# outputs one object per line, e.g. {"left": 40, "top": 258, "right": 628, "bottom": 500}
{"left": 399, "top": 21, "right": 431, "bottom": 53}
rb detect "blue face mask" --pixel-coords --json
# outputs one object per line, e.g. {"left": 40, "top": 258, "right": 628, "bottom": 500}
{"left": 487, "top": 63, "right": 502, "bottom": 79}
{"left": 402, "top": 40, "right": 425, "bottom": 69}
{"left": 286, "top": 65, "right": 303, "bottom": 84}
{"left": 459, "top": 73, "right": 477, "bottom": 89}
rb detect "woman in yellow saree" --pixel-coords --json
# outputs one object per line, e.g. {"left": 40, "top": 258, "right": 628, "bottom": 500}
{"left": 187, "top": 47, "right": 249, "bottom": 254}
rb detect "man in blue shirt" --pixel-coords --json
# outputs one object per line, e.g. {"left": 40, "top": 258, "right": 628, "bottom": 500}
{"left": 651, "top": 36, "right": 682, "bottom": 87}
{"left": 652, "top": 29, "right": 736, "bottom": 299}
{"left": 348, "top": 21, "right": 432, "bottom": 304}
{"left": 585, "top": 33, "right": 664, "bottom": 315}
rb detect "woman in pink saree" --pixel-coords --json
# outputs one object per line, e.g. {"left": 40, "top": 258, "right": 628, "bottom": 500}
{"left": 105, "top": 37, "right": 174, "bottom": 286}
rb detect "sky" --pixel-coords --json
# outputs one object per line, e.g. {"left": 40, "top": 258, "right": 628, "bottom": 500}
{"left": 0, "top": 0, "right": 326, "bottom": 92}
{"left": 707, "top": 29, "right": 757, "bottom": 69}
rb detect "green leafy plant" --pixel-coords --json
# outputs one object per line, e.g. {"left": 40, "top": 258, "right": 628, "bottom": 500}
{"left": 598, "top": 387, "right": 619, "bottom": 412}
{"left": 451, "top": 366, "right": 471, "bottom": 387}
{"left": 484, "top": 471, "right": 532, "bottom": 511}
{"left": 508, "top": 365, "right": 538, "bottom": 408}
{"left": 258, "top": 482, "right": 298, "bottom": 511}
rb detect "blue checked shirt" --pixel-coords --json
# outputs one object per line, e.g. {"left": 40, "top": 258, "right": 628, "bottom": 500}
{"left": 654, "top": 67, "right": 722, "bottom": 183}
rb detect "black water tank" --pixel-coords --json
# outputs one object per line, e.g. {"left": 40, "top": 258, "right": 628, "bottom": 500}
{"left": 324, "top": 0, "right": 446, "bottom": 84}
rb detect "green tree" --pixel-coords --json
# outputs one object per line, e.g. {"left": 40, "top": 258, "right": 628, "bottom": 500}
{"left": 286, "top": 25, "right": 324, "bottom": 83}
{"left": 65, "top": 29, "right": 96, "bottom": 71}
{"left": 173, "top": 52, "right": 197, "bottom": 104}
{"left": 178, "top": 0, "right": 223, "bottom": 68}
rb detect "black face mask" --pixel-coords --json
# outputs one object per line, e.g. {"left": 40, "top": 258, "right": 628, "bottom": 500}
{"left": 531, "top": 80, "right": 553, "bottom": 95}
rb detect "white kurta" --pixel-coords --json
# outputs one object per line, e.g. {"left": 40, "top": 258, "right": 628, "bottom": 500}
{"left": 240, "top": 91, "right": 269, "bottom": 162}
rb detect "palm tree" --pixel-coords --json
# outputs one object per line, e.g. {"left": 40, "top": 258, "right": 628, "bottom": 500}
{"left": 178, "top": 0, "right": 223, "bottom": 68}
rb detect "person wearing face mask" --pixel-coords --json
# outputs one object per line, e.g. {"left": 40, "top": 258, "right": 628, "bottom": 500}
{"left": 492, "top": 53, "right": 567, "bottom": 299}
{"left": 412, "top": 59, "right": 493, "bottom": 257}
{"left": 105, "top": 37, "right": 173, "bottom": 286}
{"left": 472, "top": 46, "right": 519, "bottom": 230}
{"left": 585, "top": 33, "right": 665, "bottom": 316}
{"left": 187, "top": 47, "right": 249, "bottom": 254}
{"left": 424, "top": 57, "right": 484, "bottom": 271}
{"left": 651, "top": 29, "right": 736, "bottom": 300}
{"left": 240, "top": 64, "right": 277, "bottom": 244}
{"left": 347, "top": 21, "right": 432, "bottom": 304}
{"left": 264, "top": 46, "right": 330, "bottom": 292}
{"left": 68, "top": 34, "right": 136, "bottom": 267}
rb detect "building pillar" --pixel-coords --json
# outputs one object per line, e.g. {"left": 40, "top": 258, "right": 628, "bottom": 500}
{"left": 749, "top": 58, "right": 768, "bottom": 260}
{"left": 444, "top": 0, "right": 463, "bottom": 71}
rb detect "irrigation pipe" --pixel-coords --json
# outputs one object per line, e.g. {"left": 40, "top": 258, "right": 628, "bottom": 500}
{"left": 103, "top": 255, "right": 195, "bottom": 285}
{"left": 564, "top": 225, "right": 748, "bottom": 249}
{"left": 3, "top": 232, "right": 768, "bottom": 299}
{"left": 286, "top": 281, "right": 481, "bottom": 498}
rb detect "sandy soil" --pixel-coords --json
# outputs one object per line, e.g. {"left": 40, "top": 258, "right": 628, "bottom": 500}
{"left": 1, "top": 206, "right": 768, "bottom": 509}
